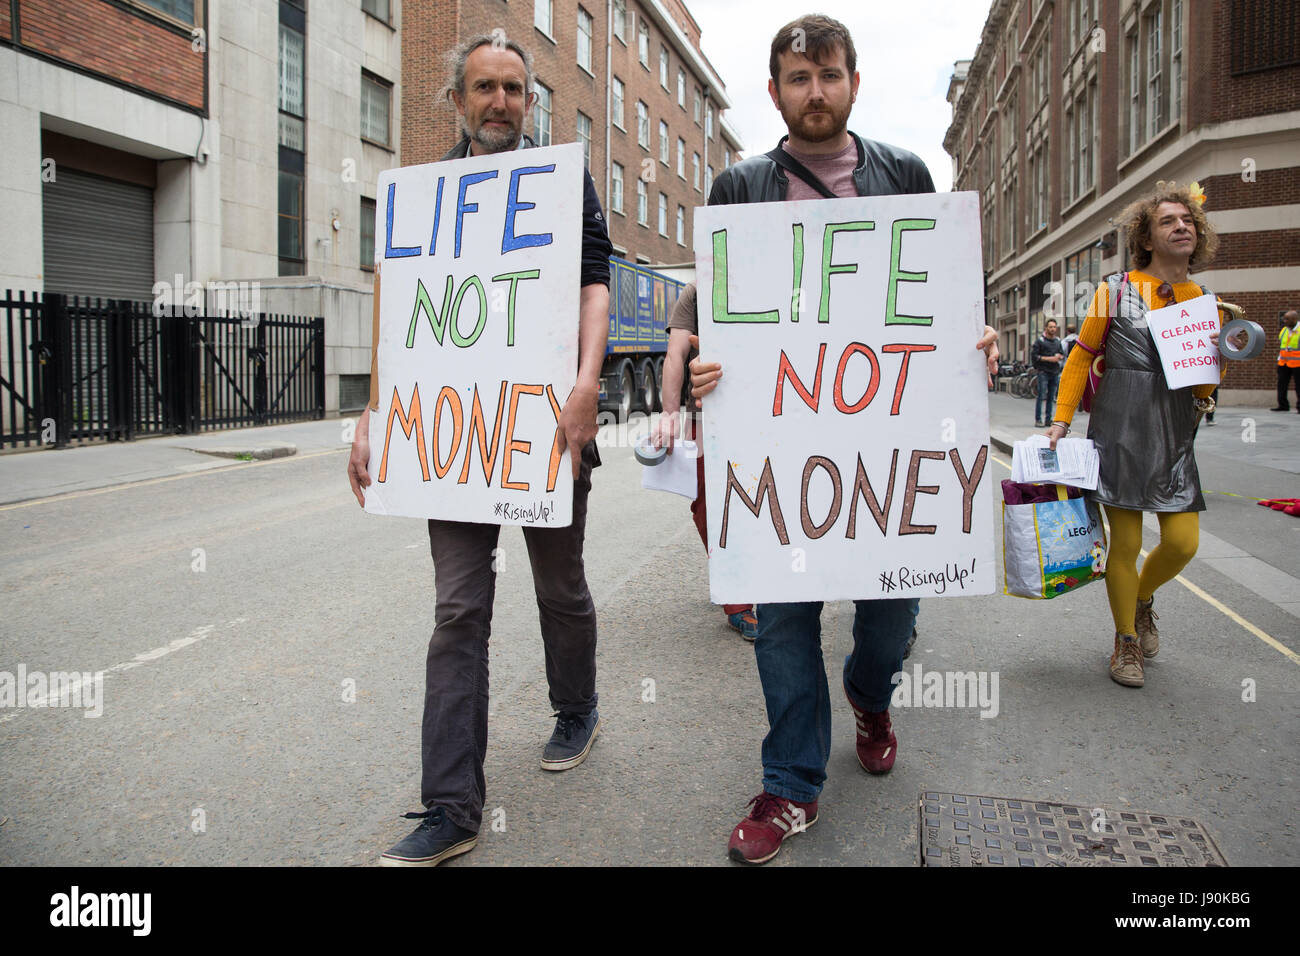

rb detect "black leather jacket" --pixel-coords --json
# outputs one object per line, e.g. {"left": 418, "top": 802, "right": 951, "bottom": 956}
{"left": 707, "top": 132, "right": 935, "bottom": 206}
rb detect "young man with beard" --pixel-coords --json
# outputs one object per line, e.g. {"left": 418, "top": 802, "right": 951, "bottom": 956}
{"left": 348, "top": 34, "right": 613, "bottom": 866}
{"left": 690, "top": 14, "right": 999, "bottom": 864}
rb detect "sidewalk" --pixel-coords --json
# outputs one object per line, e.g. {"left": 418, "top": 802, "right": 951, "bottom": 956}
{"left": 0, "top": 417, "right": 353, "bottom": 506}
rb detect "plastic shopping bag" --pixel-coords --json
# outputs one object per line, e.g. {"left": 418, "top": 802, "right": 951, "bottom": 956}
{"left": 1002, "top": 480, "right": 1107, "bottom": 599}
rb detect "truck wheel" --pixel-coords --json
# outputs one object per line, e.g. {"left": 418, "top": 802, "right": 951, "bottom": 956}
{"left": 654, "top": 356, "right": 666, "bottom": 409}
{"left": 640, "top": 359, "right": 658, "bottom": 413}
{"left": 618, "top": 364, "right": 634, "bottom": 422}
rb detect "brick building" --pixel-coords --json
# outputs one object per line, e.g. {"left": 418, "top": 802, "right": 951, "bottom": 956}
{"left": 944, "top": 0, "right": 1299, "bottom": 403}
{"left": 400, "top": 0, "right": 743, "bottom": 267}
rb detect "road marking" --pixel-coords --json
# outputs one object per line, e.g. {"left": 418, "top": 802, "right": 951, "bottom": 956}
{"left": 0, "top": 618, "right": 247, "bottom": 723}
{"left": 990, "top": 454, "right": 1298, "bottom": 665}
{"left": 0, "top": 448, "right": 347, "bottom": 512}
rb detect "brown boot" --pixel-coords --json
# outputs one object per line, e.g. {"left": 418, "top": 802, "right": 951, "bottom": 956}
{"left": 1110, "top": 633, "right": 1145, "bottom": 687}
{"left": 1135, "top": 597, "right": 1159, "bottom": 658}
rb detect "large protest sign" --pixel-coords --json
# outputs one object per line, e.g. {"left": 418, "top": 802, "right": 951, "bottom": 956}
{"left": 695, "top": 192, "right": 994, "bottom": 603}
{"left": 365, "top": 143, "right": 583, "bottom": 526}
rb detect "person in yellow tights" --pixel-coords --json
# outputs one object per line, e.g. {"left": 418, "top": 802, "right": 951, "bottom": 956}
{"left": 1046, "top": 182, "right": 1227, "bottom": 688}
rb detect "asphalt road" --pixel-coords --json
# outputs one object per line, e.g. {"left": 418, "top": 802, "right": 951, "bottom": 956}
{"left": 0, "top": 409, "right": 1296, "bottom": 866}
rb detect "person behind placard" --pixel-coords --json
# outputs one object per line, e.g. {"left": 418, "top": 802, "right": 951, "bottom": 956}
{"left": 687, "top": 14, "right": 1000, "bottom": 865}
{"left": 651, "top": 281, "right": 758, "bottom": 640}
{"left": 346, "top": 33, "right": 614, "bottom": 866}
{"left": 1274, "top": 310, "right": 1300, "bottom": 412}
{"left": 1031, "top": 319, "right": 1065, "bottom": 427}
{"left": 1045, "top": 181, "right": 1236, "bottom": 689}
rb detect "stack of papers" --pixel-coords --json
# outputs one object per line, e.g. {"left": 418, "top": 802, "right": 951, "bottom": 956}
{"left": 1010, "top": 435, "right": 1100, "bottom": 489}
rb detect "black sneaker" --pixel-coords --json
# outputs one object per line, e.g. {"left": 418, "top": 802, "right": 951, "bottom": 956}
{"left": 541, "top": 709, "right": 601, "bottom": 771}
{"left": 379, "top": 807, "right": 477, "bottom": 867}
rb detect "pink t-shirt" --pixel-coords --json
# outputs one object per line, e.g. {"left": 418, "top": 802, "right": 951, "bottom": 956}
{"left": 781, "top": 139, "right": 858, "bottom": 201}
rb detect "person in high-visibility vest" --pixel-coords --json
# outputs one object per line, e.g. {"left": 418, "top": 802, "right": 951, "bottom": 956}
{"left": 1274, "top": 310, "right": 1300, "bottom": 412}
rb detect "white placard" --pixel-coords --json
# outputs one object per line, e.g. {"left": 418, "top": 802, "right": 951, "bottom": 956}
{"left": 694, "top": 192, "right": 994, "bottom": 603}
{"left": 1146, "top": 294, "right": 1221, "bottom": 389}
{"left": 365, "top": 144, "right": 583, "bottom": 526}
{"left": 640, "top": 439, "right": 700, "bottom": 498}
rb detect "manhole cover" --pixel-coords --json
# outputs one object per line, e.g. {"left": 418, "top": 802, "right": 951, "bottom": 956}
{"left": 919, "top": 791, "right": 1228, "bottom": 867}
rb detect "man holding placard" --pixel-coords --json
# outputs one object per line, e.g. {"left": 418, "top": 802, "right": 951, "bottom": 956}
{"left": 347, "top": 34, "right": 612, "bottom": 866}
{"left": 1047, "top": 182, "right": 1225, "bottom": 688}
{"left": 689, "top": 15, "right": 999, "bottom": 865}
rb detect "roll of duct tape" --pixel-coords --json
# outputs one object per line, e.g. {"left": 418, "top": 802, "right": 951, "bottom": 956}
{"left": 1219, "top": 318, "right": 1265, "bottom": 361}
{"left": 634, "top": 437, "right": 667, "bottom": 466}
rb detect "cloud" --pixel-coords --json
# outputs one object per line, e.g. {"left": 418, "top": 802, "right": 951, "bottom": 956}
{"left": 688, "top": 0, "right": 990, "bottom": 191}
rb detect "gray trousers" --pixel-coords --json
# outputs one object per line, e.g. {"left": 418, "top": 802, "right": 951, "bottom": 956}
{"left": 420, "top": 441, "right": 600, "bottom": 832}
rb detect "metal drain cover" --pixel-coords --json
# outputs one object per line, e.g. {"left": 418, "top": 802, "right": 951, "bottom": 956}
{"left": 919, "top": 791, "right": 1228, "bottom": 867}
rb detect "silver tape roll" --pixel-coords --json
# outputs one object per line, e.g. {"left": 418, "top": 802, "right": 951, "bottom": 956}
{"left": 634, "top": 437, "right": 667, "bottom": 466}
{"left": 1219, "top": 318, "right": 1265, "bottom": 361}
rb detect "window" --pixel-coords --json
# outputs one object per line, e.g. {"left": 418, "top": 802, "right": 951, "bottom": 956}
{"left": 278, "top": 23, "right": 305, "bottom": 150}
{"left": 676, "top": 205, "right": 685, "bottom": 245}
{"left": 706, "top": 105, "right": 714, "bottom": 140}
{"left": 638, "top": 19, "right": 649, "bottom": 67}
{"left": 1028, "top": 140, "right": 1048, "bottom": 234}
{"left": 360, "top": 197, "right": 376, "bottom": 270}
{"left": 1147, "top": 7, "right": 1164, "bottom": 138}
{"left": 360, "top": 73, "right": 391, "bottom": 147}
{"left": 613, "top": 0, "right": 626, "bottom": 43}
{"left": 612, "top": 162, "right": 625, "bottom": 214}
{"left": 1001, "top": 95, "right": 1016, "bottom": 159}
{"left": 724, "top": 147, "right": 731, "bottom": 168}
{"left": 705, "top": 164, "right": 713, "bottom": 194}
{"left": 577, "top": 7, "right": 593, "bottom": 72}
{"left": 577, "top": 111, "right": 592, "bottom": 170}
{"left": 693, "top": 89, "right": 702, "bottom": 124}
{"left": 677, "top": 70, "right": 685, "bottom": 107}
{"left": 636, "top": 100, "right": 649, "bottom": 148}
{"left": 677, "top": 137, "right": 685, "bottom": 177}
{"left": 138, "top": 0, "right": 195, "bottom": 23}
{"left": 278, "top": 168, "right": 304, "bottom": 274}
{"left": 362, "top": 0, "right": 390, "bottom": 24}
{"left": 693, "top": 152, "right": 700, "bottom": 190}
{"left": 1172, "top": 0, "right": 1183, "bottom": 118}
{"left": 534, "top": 82, "right": 552, "bottom": 147}
{"left": 659, "top": 120, "right": 669, "bottom": 164}
{"left": 660, "top": 47, "right": 670, "bottom": 89}
{"left": 637, "top": 178, "right": 648, "bottom": 225}
{"left": 535, "top": 0, "right": 553, "bottom": 38}
{"left": 1127, "top": 31, "right": 1140, "bottom": 152}
{"left": 658, "top": 193, "right": 668, "bottom": 236}
{"left": 612, "top": 77, "right": 625, "bottom": 129}
{"left": 1001, "top": 170, "right": 1017, "bottom": 257}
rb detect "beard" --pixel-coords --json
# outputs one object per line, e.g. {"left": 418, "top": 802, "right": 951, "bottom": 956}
{"left": 777, "top": 96, "right": 851, "bottom": 144}
{"left": 466, "top": 115, "right": 521, "bottom": 153}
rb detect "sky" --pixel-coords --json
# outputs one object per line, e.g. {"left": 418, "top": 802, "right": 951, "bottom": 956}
{"left": 685, "top": 0, "right": 993, "bottom": 192}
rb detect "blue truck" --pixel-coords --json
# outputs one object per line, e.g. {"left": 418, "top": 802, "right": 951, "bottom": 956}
{"left": 599, "top": 256, "right": 685, "bottom": 420}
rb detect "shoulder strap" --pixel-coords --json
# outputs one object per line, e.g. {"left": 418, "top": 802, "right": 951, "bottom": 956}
{"left": 1074, "top": 272, "right": 1126, "bottom": 358}
{"left": 765, "top": 143, "right": 837, "bottom": 199}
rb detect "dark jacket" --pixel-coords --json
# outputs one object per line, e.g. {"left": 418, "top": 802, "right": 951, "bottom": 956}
{"left": 1031, "top": 334, "right": 1064, "bottom": 373}
{"left": 707, "top": 132, "right": 935, "bottom": 206}
{"left": 442, "top": 134, "right": 612, "bottom": 288}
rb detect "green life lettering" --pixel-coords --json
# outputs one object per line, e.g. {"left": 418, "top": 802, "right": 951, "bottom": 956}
{"left": 818, "top": 221, "right": 875, "bottom": 324}
{"left": 885, "top": 218, "right": 936, "bottom": 326}
{"left": 712, "top": 229, "right": 780, "bottom": 323}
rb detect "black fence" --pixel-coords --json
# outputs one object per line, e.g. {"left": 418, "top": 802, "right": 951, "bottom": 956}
{"left": 1, "top": 291, "right": 324, "bottom": 450}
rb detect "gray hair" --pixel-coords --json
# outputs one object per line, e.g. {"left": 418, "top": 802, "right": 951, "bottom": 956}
{"left": 444, "top": 33, "right": 534, "bottom": 103}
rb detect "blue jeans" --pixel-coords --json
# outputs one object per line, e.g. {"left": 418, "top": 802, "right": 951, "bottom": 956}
{"left": 753, "top": 598, "right": 919, "bottom": 803}
{"left": 1035, "top": 370, "right": 1060, "bottom": 424}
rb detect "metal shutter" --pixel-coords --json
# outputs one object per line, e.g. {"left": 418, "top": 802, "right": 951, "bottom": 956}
{"left": 43, "top": 168, "right": 155, "bottom": 303}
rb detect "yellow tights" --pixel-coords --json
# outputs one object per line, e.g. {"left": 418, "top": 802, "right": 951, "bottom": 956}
{"left": 1103, "top": 506, "right": 1199, "bottom": 636}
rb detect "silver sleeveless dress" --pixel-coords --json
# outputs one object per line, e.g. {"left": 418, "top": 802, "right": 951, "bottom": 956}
{"left": 1087, "top": 275, "right": 1207, "bottom": 513}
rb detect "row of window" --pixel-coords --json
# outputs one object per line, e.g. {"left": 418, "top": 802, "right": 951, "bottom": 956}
{"left": 607, "top": 170, "right": 693, "bottom": 246}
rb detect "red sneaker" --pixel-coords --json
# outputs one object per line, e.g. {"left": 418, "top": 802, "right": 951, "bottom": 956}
{"left": 846, "top": 689, "right": 897, "bottom": 774}
{"left": 727, "top": 792, "right": 818, "bottom": 864}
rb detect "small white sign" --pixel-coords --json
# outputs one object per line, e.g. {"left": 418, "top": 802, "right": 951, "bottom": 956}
{"left": 1147, "top": 294, "right": 1220, "bottom": 389}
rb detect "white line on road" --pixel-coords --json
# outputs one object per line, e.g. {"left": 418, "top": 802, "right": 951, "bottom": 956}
{"left": 0, "top": 618, "right": 247, "bottom": 723}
